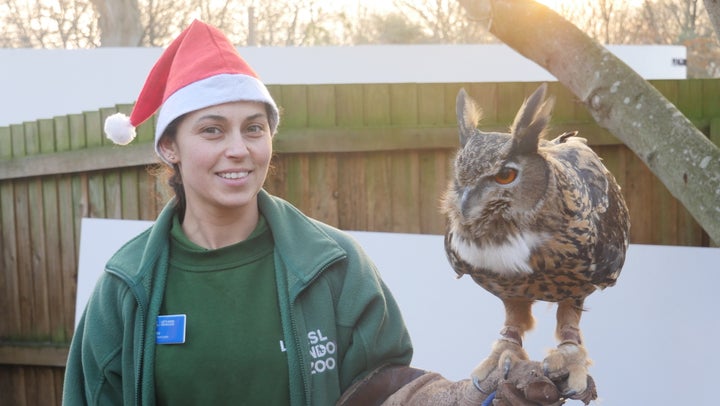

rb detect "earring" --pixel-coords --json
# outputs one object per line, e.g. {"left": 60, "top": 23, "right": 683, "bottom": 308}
{"left": 166, "top": 153, "right": 176, "bottom": 162}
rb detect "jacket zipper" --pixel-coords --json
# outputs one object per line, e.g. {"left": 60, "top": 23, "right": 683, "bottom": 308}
{"left": 134, "top": 300, "right": 146, "bottom": 406}
{"left": 106, "top": 268, "right": 146, "bottom": 406}
{"left": 288, "top": 255, "right": 346, "bottom": 406}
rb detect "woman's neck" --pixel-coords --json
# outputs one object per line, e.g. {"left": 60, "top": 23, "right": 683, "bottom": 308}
{"left": 180, "top": 202, "right": 260, "bottom": 250}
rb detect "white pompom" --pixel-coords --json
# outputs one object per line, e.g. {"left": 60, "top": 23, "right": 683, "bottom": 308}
{"left": 104, "top": 113, "right": 137, "bottom": 145}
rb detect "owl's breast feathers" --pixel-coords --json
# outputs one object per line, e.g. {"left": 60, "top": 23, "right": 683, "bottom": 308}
{"left": 445, "top": 140, "right": 629, "bottom": 303}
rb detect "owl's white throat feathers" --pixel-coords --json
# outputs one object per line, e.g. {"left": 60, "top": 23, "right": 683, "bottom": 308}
{"left": 450, "top": 232, "right": 547, "bottom": 275}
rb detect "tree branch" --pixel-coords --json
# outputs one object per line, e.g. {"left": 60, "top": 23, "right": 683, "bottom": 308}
{"left": 703, "top": 0, "right": 720, "bottom": 39}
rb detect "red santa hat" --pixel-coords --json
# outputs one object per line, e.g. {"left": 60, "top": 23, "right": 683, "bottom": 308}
{"left": 104, "top": 19, "right": 279, "bottom": 164}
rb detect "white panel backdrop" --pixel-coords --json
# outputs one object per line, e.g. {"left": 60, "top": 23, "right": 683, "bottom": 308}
{"left": 76, "top": 218, "right": 719, "bottom": 405}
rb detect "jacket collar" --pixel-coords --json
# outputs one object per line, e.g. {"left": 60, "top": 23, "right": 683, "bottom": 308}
{"left": 257, "top": 189, "right": 346, "bottom": 293}
{"left": 105, "top": 190, "right": 346, "bottom": 295}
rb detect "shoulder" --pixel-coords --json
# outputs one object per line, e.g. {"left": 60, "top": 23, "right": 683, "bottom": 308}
{"left": 105, "top": 203, "right": 175, "bottom": 280}
{"left": 259, "top": 191, "right": 382, "bottom": 289}
{"left": 259, "top": 190, "right": 370, "bottom": 262}
{"left": 105, "top": 225, "right": 156, "bottom": 281}
{"left": 313, "top": 220, "right": 366, "bottom": 256}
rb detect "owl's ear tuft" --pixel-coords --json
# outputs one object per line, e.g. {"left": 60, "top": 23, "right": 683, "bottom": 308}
{"left": 511, "top": 84, "right": 554, "bottom": 154}
{"left": 456, "top": 88, "right": 483, "bottom": 148}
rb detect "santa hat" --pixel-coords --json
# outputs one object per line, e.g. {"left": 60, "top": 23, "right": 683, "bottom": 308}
{"left": 104, "top": 19, "right": 279, "bottom": 164}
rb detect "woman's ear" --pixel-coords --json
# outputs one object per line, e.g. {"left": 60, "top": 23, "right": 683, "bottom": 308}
{"left": 158, "top": 138, "right": 178, "bottom": 164}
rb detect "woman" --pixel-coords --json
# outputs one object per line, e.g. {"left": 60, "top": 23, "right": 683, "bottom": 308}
{"left": 63, "top": 20, "right": 565, "bottom": 406}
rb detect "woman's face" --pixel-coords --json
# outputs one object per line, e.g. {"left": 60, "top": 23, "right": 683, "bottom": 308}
{"left": 160, "top": 101, "right": 273, "bottom": 218}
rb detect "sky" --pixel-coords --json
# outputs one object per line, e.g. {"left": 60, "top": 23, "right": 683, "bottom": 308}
{"left": 535, "top": 0, "right": 644, "bottom": 10}
{"left": 316, "top": 0, "right": 645, "bottom": 15}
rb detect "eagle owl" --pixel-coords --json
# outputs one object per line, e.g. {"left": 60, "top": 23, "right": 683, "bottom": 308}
{"left": 442, "top": 84, "right": 630, "bottom": 403}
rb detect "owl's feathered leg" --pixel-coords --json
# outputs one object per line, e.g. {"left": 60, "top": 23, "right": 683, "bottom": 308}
{"left": 543, "top": 299, "right": 596, "bottom": 403}
{"left": 472, "top": 298, "right": 533, "bottom": 386}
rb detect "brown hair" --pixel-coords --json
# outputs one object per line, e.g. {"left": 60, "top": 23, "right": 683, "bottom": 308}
{"left": 153, "top": 113, "right": 188, "bottom": 221}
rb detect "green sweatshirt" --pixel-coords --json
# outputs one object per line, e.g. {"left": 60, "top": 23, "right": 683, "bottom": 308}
{"left": 155, "top": 214, "right": 289, "bottom": 404}
{"left": 63, "top": 189, "right": 413, "bottom": 406}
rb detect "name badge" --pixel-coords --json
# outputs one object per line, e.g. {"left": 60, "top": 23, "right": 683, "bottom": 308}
{"left": 156, "top": 314, "right": 187, "bottom": 344}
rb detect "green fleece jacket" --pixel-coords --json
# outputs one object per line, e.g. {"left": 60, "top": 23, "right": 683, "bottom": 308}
{"left": 63, "top": 190, "right": 413, "bottom": 406}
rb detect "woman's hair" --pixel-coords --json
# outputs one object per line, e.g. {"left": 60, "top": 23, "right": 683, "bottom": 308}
{"left": 156, "top": 113, "right": 188, "bottom": 220}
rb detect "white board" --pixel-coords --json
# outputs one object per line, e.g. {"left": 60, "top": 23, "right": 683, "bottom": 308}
{"left": 76, "top": 218, "right": 719, "bottom": 404}
{"left": 1, "top": 44, "right": 686, "bottom": 127}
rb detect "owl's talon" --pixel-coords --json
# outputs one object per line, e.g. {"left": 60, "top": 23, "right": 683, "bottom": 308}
{"left": 543, "top": 343, "right": 594, "bottom": 400}
{"left": 502, "top": 354, "right": 512, "bottom": 379}
{"left": 542, "top": 360, "right": 566, "bottom": 381}
{"left": 562, "top": 389, "right": 577, "bottom": 398}
{"left": 566, "top": 375, "right": 598, "bottom": 405}
{"left": 472, "top": 375, "right": 495, "bottom": 395}
{"left": 471, "top": 339, "right": 528, "bottom": 385}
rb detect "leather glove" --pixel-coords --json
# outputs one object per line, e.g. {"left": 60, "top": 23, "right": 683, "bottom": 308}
{"left": 489, "top": 360, "right": 598, "bottom": 406}
{"left": 476, "top": 360, "right": 564, "bottom": 406}
{"left": 336, "top": 361, "right": 593, "bottom": 406}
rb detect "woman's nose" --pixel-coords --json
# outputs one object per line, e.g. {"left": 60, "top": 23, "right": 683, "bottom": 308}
{"left": 225, "top": 132, "right": 249, "bottom": 158}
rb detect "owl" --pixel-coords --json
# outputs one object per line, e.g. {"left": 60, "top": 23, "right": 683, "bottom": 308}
{"left": 442, "top": 83, "right": 629, "bottom": 403}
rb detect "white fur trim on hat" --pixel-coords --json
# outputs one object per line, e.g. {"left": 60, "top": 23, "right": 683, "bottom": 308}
{"left": 104, "top": 112, "right": 137, "bottom": 145}
{"left": 154, "top": 73, "right": 279, "bottom": 164}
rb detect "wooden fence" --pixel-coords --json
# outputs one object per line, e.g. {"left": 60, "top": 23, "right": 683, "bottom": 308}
{"left": 0, "top": 80, "right": 717, "bottom": 405}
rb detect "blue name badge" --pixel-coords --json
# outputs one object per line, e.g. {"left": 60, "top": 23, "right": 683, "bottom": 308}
{"left": 156, "top": 314, "right": 187, "bottom": 344}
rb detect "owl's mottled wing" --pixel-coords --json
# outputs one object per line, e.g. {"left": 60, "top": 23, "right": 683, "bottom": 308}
{"left": 545, "top": 136, "right": 629, "bottom": 288}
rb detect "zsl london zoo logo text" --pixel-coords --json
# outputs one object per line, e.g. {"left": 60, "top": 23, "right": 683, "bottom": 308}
{"left": 279, "top": 329, "right": 337, "bottom": 375}
{"left": 308, "top": 329, "right": 336, "bottom": 374}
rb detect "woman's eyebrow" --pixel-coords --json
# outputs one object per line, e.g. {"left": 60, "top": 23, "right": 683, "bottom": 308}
{"left": 196, "top": 112, "right": 266, "bottom": 123}
{"left": 195, "top": 114, "right": 227, "bottom": 122}
{"left": 245, "top": 112, "right": 267, "bottom": 121}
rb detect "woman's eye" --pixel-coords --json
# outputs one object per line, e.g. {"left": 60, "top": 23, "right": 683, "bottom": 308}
{"left": 494, "top": 167, "right": 518, "bottom": 185}
{"left": 199, "top": 126, "right": 224, "bottom": 139}
{"left": 203, "top": 126, "right": 221, "bottom": 134}
{"left": 245, "top": 124, "right": 265, "bottom": 136}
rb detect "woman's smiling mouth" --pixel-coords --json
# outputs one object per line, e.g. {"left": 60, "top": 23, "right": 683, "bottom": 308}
{"left": 218, "top": 171, "right": 250, "bottom": 180}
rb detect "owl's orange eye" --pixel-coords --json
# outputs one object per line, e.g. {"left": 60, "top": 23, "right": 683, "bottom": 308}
{"left": 494, "top": 167, "right": 518, "bottom": 185}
